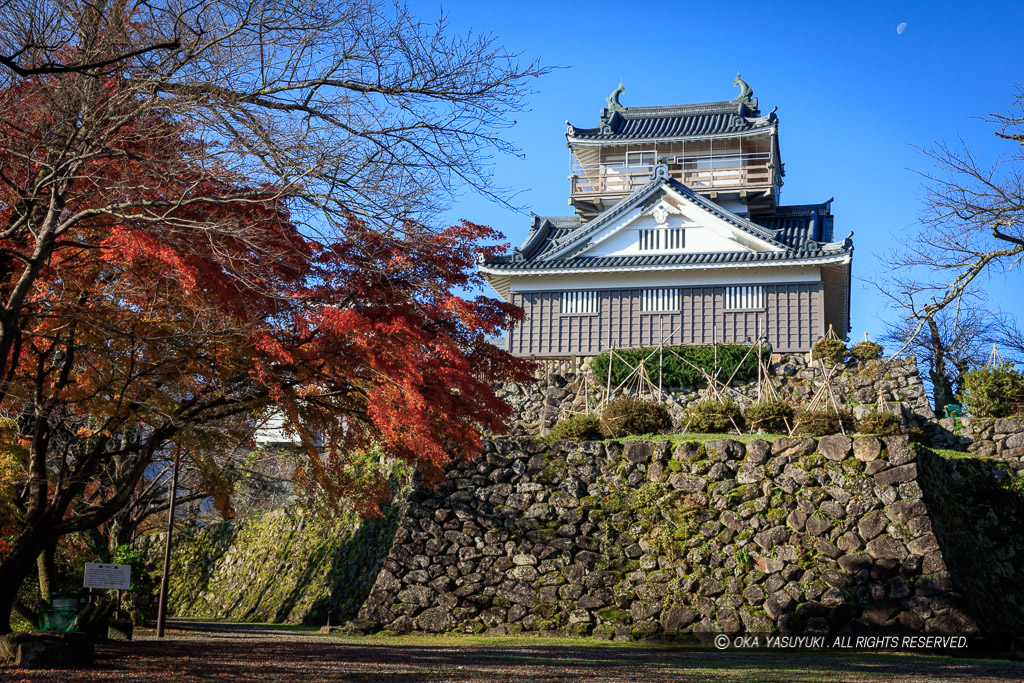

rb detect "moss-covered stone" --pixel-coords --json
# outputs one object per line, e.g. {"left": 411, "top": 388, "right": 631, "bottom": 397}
{"left": 597, "top": 605, "right": 630, "bottom": 623}
{"left": 137, "top": 493, "right": 407, "bottom": 626}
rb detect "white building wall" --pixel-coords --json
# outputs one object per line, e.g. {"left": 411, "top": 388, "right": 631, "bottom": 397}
{"left": 509, "top": 265, "right": 822, "bottom": 293}
{"left": 583, "top": 212, "right": 748, "bottom": 257}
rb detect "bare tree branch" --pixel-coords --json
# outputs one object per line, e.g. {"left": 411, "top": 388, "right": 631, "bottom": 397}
{"left": 881, "top": 85, "right": 1024, "bottom": 362}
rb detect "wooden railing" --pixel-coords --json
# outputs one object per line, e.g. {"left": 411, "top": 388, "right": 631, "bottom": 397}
{"left": 570, "top": 157, "right": 774, "bottom": 198}
{"left": 529, "top": 356, "right": 588, "bottom": 379}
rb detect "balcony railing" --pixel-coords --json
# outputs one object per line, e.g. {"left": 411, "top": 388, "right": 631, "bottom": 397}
{"left": 570, "top": 153, "right": 774, "bottom": 199}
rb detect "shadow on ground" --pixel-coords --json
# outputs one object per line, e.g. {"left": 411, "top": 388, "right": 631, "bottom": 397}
{"left": 2, "top": 620, "right": 1023, "bottom": 682}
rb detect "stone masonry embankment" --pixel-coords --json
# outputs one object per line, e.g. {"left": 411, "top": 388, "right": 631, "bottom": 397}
{"left": 928, "top": 416, "right": 1024, "bottom": 460}
{"left": 357, "top": 435, "right": 992, "bottom": 640}
{"left": 136, "top": 503, "right": 403, "bottom": 625}
{"left": 499, "top": 355, "right": 932, "bottom": 436}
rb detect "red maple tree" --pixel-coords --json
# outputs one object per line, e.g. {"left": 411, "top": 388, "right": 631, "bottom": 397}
{"left": 0, "top": 69, "right": 531, "bottom": 631}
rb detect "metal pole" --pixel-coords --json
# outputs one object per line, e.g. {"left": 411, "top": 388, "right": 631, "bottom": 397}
{"left": 156, "top": 447, "right": 181, "bottom": 639}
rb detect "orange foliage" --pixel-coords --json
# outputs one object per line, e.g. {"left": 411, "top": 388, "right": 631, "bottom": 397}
{"left": 0, "top": 72, "right": 530, "bottom": 545}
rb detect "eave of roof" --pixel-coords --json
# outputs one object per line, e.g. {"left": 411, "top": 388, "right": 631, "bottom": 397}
{"left": 752, "top": 200, "right": 836, "bottom": 247}
{"left": 517, "top": 215, "right": 583, "bottom": 261}
{"left": 480, "top": 248, "right": 852, "bottom": 276}
{"left": 566, "top": 100, "right": 777, "bottom": 143}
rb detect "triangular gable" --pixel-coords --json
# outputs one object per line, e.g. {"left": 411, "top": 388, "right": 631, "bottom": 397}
{"left": 542, "top": 176, "right": 786, "bottom": 261}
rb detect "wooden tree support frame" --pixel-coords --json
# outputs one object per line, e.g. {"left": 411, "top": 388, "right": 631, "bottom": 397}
{"left": 745, "top": 337, "right": 794, "bottom": 435}
{"left": 985, "top": 343, "right": 1005, "bottom": 368}
{"left": 787, "top": 357, "right": 847, "bottom": 437}
{"left": 564, "top": 323, "right": 890, "bottom": 438}
{"left": 595, "top": 324, "right": 766, "bottom": 437}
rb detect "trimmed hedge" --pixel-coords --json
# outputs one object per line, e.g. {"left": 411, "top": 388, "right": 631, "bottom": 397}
{"left": 743, "top": 401, "right": 794, "bottom": 433}
{"left": 849, "top": 340, "right": 884, "bottom": 362}
{"left": 685, "top": 399, "right": 744, "bottom": 433}
{"left": 591, "top": 344, "right": 769, "bottom": 389}
{"left": 600, "top": 397, "right": 672, "bottom": 437}
{"left": 959, "top": 363, "right": 1024, "bottom": 418}
{"left": 792, "top": 407, "right": 854, "bottom": 437}
{"left": 811, "top": 338, "right": 848, "bottom": 364}
{"left": 857, "top": 409, "right": 901, "bottom": 436}
{"left": 547, "top": 414, "right": 604, "bottom": 441}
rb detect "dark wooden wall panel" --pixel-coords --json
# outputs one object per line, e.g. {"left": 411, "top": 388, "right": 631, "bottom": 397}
{"left": 509, "top": 281, "right": 825, "bottom": 357}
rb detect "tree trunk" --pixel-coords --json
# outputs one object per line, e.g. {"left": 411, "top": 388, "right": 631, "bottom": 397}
{"left": 36, "top": 542, "right": 57, "bottom": 604}
{"left": 0, "top": 532, "right": 48, "bottom": 634}
{"left": 928, "top": 319, "right": 955, "bottom": 415}
{"left": 12, "top": 599, "right": 38, "bottom": 627}
{"left": 931, "top": 369, "right": 956, "bottom": 416}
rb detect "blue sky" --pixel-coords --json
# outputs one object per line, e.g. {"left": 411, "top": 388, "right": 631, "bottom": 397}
{"left": 416, "top": 0, "right": 1023, "bottom": 346}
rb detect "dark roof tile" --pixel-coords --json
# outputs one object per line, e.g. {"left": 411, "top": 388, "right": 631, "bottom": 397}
{"left": 751, "top": 201, "right": 835, "bottom": 246}
{"left": 482, "top": 248, "right": 851, "bottom": 272}
{"left": 567, "top": 101, "right": 775, "bottom": 142}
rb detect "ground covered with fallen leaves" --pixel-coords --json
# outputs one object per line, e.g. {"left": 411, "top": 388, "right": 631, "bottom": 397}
{"left": 2, "top": 620, "right": 1024, "bottom": 682}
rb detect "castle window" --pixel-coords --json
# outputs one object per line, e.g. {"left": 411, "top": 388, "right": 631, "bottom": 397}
{"left": 725, "top": 285, "right": 764, "bottom": 310}
{"left": 625, "top": 151, "right": 656, "bottom": 168}
{"left": 561, "top": 290, "right": 599, "bottom": 315}
{"left": 641, "top": 288, "right": 680, "bottom": 312}
{"left": 639, "top": 228, "right": 684, "bottom": 251}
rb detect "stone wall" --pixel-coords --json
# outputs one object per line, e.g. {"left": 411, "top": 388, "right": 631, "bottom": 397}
{"left": 498, "top": 355, "right": 932, "bottom": 436}
{"left": 918, "top": 450, "right": 1024, "bottom": 635}
{"left": 928, "top": 416, "right": 1024, "bottom": 461}
{"left": 356, "top": 434, "right": 995, "bottom": 640}
{"left": 136, "top": 502, "right": 404, "bottom": 625}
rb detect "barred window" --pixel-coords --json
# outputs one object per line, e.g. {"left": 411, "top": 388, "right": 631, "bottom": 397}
{"left": 725, "top": 285, "right": 764, "bottom": 310}
{"left": 639, "top": 228, "right": 684, "bottom": 251}
{"left": 641, "top": 288, "right": 680, "bottom": 312}
{"left": 561, "top": 290, "right": 599, "bottom": 315}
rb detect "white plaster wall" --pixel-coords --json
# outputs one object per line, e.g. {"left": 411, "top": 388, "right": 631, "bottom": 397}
{"left": 569, "top": 186, "right": 777, "bottom": 259}
{"left": 508, "top": 265, "right": 823, "bottom": 292}
{"left": 582, "top": 213, "right": 754, "bottom": 257}
{"left": 717, "top": 197, "right": 749, "bottom": 216}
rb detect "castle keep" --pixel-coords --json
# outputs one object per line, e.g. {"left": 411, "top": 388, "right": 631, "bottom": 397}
{"left": 480, "top": 80, "right": 853, "bottom": 357}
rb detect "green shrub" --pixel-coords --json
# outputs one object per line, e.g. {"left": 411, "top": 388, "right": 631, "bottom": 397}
{"left": 857, "top": 408, "right": 901, "bottom": 436}
{"left": 849, "top": 340, "right": 884, "bottom": 362}
{"left": 743, "top": 401, "right": 794, "bottom": 433}
{"left": 591, "top": 344, "right": 769, "bottom": 389}
{"left": 792, "top": 407, "right": 854, "bottom": 437}
{"left": 811, "top": 338, "right": 848, "bottom": 364}
{"left": 111, "top": 544, "right": 160, "bottom": 625}
{"left": 959, "top": 363, "right": 1024, "bottom": 418}
{"left": 600, "top": 397, "right": 672, "bottom": 437}
{"left": 685, "top": 399, "right": 744, "bottom": 433}
{"left": 547, "top": 413, "right": 604, "bottom": 441}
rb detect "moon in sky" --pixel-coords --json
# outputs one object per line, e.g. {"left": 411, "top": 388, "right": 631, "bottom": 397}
{"left": 896, "top": 22, "right": 907, "bottom": 35}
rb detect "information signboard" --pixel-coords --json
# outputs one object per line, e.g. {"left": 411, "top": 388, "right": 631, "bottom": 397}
{"left": 83, "top": 562, "right": 131, "bottom": 590}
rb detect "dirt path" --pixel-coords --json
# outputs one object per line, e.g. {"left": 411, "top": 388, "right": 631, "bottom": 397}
{"left": 2, "top": 620, "right": 1024, "bottom": 682}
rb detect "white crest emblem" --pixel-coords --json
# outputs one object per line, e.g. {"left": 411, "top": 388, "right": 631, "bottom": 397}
{"left": 652, "top": 205, "right": 669, "bottom": 226}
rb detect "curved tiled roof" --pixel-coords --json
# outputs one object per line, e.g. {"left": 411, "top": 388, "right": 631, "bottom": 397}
{"left": 481, "top": 248, "right": 851, "bottom": 273}
{"left": 567, "top": 101, "right": 776, "bottom": 142}
{"left": 517, "top": 215, "right": 584, "bottom": 261}
{"left": 752, "top": 201, "right": 835, "bottom": 246}
{"left": 482, "top": 177, "right": 850, "bottom": 276}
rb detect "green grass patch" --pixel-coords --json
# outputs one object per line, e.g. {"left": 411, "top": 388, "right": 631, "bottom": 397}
{"left": 931, "top": 447, "right": 978, "bottom": 459}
